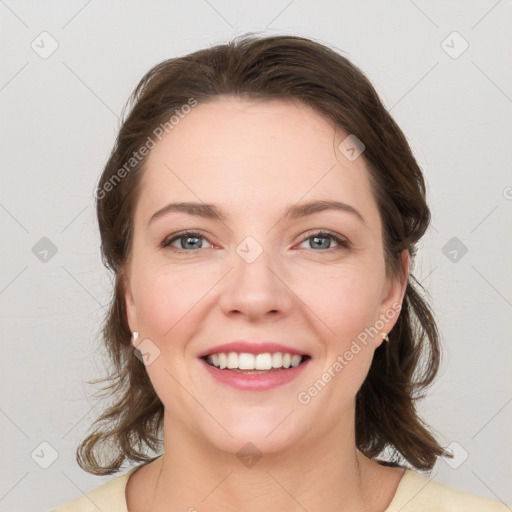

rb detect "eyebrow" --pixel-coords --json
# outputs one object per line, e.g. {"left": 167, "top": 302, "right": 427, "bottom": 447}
{"left": 148, "top": 199, "right": 366, "bottom": 226}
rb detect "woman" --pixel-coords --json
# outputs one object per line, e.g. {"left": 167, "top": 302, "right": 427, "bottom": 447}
{"left": 53, "top": 35, "right": 507, "bottom": 511}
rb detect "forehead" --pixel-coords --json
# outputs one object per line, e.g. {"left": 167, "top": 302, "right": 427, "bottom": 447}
{"left": 137, "top": 97, "right": 380, "bottom": 227}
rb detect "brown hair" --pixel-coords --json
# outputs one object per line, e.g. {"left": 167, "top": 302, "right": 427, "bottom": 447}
{"left": 77, "top": 33, "right": 451, "bottom": 475}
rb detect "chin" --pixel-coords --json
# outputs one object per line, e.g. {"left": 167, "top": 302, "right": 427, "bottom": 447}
{"left": 197, "top": 409, "right": 305, "bottom": 459}
{"left": 209, "top": 431, "right": 299, "bottom": 461}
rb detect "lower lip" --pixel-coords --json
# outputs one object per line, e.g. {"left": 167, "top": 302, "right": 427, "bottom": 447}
{"left": 200, "top": 358, "right": 310, "bottom": 391}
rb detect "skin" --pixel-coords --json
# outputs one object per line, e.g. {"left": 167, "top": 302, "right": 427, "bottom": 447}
{"left": 123, "top": 96, "right": 409, "bottom": 512}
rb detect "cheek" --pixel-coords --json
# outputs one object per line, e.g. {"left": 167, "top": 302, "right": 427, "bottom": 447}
{"left": 132, "top": 262, "right": 218, "bottom": 340}
{"left": 300, "top": 264, "right": 384, "bottom": 346}
{"left": 131, "top": 264, "right": 212, "bottom": 412}
{"left": 298, "top": 272, "right": 382, "bottom": 414}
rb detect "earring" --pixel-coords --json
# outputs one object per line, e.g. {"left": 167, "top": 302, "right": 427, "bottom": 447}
{"left": 131, "top": 331, "right": 139, "bottom": 346}
{"left": 383, "top": 333, "right": 389, "bottom": 343}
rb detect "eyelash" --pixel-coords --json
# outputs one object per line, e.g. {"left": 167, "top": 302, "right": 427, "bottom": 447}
{"left": 160, "top": 230, "right": 350, "bottom": 254}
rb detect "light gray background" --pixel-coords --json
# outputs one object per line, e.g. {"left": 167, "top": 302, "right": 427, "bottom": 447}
{"left": 1, "top": 1, "right": 511, "bottom": 511}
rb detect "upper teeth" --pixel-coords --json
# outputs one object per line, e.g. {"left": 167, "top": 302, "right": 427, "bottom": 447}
{"left": 206, "top": 352, "right": 303, "bottom": 370}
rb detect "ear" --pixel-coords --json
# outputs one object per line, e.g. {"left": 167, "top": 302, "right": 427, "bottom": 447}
{"left": 122, "top": 270, "right": 138, "bottom": 336}
{"left": 375, "top": 249, "right": 409, "bottom": 344}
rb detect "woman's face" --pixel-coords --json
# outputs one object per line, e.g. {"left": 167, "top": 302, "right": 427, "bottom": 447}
{"left": 124, "top": 97, "right": 407, "bottom": 456}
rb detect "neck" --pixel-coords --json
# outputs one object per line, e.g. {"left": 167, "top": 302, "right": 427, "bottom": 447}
{"left": 145, "top": 410, "right": 382, "bottom": 512}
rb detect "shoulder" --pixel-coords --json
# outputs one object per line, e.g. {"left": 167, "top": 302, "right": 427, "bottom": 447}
{"left": 51, "top": 468, "right": 136, "bottom": 512}
{"left": 386, "top": 469, "right": 510, "bottom": 512}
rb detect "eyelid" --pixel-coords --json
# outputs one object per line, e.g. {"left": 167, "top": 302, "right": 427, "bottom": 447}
{"left": 161, "top": 229, "right": 351, "bottom": 253}
{"left": 295, "top": 230, "right": 351, "bottom": 250}
{"left": 297, "top": 229, "right": 349, "bottom": 242}
{"left": 161, "top": 230, "right": 214, "bottom": 251}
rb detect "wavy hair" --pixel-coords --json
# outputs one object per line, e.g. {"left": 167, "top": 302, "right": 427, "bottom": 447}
{"left": 77, "top": 34, "right": 451, "bottom": 475}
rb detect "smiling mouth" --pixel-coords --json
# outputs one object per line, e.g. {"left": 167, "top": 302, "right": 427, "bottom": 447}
{"left": 201, "top": 352, "right": 311, "bottom": 374}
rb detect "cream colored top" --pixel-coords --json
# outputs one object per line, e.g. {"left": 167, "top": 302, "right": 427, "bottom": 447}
{"left": 52, "top": 464, "right": 509, "bottom": 511}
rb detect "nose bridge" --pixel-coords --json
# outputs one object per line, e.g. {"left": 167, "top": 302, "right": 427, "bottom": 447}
{"left": 219, "top": 234, "right": 291, "bottom": 318}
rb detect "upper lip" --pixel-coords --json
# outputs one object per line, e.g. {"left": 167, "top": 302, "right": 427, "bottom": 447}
{"left": 198, "top": 341, "right": 310, "bottom": 358}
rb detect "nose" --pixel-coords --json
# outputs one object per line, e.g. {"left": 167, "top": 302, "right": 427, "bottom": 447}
{"left": 218, "top": 243, "right": 293, "bottom": 321}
